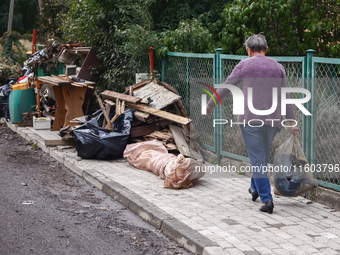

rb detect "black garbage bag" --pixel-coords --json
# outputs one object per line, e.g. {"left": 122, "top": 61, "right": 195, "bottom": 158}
{"left": 269, "top": 135, "right": 317, "bottom": 197}
{"left": 0, "top": 79, "right": 16, "bottom": 119}
{"left": 73, "top": 107, "right": 134, "bottom": 160}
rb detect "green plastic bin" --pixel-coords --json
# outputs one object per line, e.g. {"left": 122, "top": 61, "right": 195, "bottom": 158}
{"left": 9, "top": 88, "right": 37, "bottom": 124}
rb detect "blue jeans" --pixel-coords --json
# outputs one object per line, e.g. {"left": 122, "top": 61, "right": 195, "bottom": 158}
{"left": 241, "top": 125, "right": 278, "bottom": 203}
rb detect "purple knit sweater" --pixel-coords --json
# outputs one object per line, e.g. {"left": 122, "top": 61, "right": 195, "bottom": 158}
{"left": 208, "top": 55, "right": 295, "bottom": 129}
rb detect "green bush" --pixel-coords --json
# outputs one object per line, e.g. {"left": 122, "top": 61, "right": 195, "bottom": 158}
{"left": 157, "top": 19, "right": 215, "bottom": 56}
{"left": 0, "top": 32, "right": 26, "bottom": 64}
{"left": 55, "top": 0, "right": 340, "bottom": 93}
{"left": 58, "top": 0, "right": 161, "bottom": 92}
{"left": 216, "top": 0, "right": 340, "bottom": 56}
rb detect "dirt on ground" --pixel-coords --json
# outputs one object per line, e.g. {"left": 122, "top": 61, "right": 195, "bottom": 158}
{"left": 0, "top": 126, "right": 193, "bottom": 255}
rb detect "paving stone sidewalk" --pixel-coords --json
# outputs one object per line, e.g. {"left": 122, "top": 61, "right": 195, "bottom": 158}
{"left": 8, "top": 124, "right": 340, "bottom": 255}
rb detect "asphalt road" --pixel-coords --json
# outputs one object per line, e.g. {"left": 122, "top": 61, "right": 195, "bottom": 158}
{"left": 0, "top": 126, "right": 192, "bottom": 255}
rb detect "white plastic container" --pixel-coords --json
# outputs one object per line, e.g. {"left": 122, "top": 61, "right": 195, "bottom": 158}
{"left": 33, "top": 116, "right": 51, "bottom": 130}
{"left": 135, "top": 73, "right": 149, "bottom": 83}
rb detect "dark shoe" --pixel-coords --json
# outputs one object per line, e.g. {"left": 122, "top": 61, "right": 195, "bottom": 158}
{"left": 248, "top": 188, "right": 259, "bottom": 202}
{"left": 259, "top": 200, "right": 274, "bottom": 214}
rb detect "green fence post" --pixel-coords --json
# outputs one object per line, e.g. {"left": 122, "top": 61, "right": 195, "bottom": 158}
{"left": 186, "top": 57, "right": 189, "bottom": 113}
{"left": 302, "top": 56, "right": 309, "bottom": 157}
{"left": 215, "top": 48, "right": 223, "bottom": 164}
{"left": 161, "top": 57, "right": 165, "bottom": 82}
{"left": 306, "top": 49, "right": 315, "bottom": 164}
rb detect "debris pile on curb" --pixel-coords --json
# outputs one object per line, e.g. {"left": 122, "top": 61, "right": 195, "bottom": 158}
{"left": 100, "top": 79, "right": 205, "bottom": 159}
{"left": 70, "top": 78, "right": 206, "bottom": 188}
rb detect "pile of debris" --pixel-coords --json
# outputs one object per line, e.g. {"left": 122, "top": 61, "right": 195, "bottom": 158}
{"left": 63, "top": 78, "right": 206, "bottom": 189}
{"left": 100, "top": 79, "right": 205, "bottom": 161}
{"left": 0, "top": 57, "right": 21, "bottom": 85}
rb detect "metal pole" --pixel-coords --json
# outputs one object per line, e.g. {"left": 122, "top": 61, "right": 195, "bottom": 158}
{"left": 148, "top": 47, "right": 154, "bottom": 79}
{"left": 161, "top": 57, "right": 165, "bottom": 82}
{"left": 306, "top": 49, "right": 315, "bottom": 165}
{"left": 32, "top": 29, "right": 37, "bottom": 54}
{"left": 7, "top": 0, "right": 15, "bottom": 32}
{"left": 215, "top": 48, "right": 223, "bottom": 164}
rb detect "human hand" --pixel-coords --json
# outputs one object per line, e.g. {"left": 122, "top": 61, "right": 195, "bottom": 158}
{"left": 206, "top": 105, "right": 213, "bottom": 115}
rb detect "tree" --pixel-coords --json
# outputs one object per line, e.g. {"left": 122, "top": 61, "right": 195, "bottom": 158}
{"left": 0, "top": 0, "right": 39, "bottom": 35}
{"left": 38, "top": 0, "right": 69, "bottom": 37}
{"left": 215, "top": 0, "right": 340, "bottom": 57}
{"left": 150, "top": 0, "right": 228, "bottom": 31}
{"left": 57, "top": 0, "right": 340, "bottom": 93}
{"left": 58, "top": 0, "right": 160, "bottom": 92}
{"left": 157, "top": 18, "right": 215, "bottom": 56}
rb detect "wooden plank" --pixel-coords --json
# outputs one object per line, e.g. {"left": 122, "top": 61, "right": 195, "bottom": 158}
{"left": 180, "top": 124, "right": 204, "bottom": 159}
{"left": 174, "top": 101, "right": 188, "bottom": 117}
{"left": 101, "top": 90, "right": 142, "bottom": 104}
{"left": 62, "top": 85, "right": 87, "bottom": 126}
{"left": 144, "top": 130, "right": 174, "bottom": 142}
{"left": 156, "top": 119, "right": 175, "bottom": 127}
{"left": 130, "top": 124, "right": 160, "bottom": 138}
{"left": 126, "top": 103, "right": 191, "bottom": 126}
{"left": 76, "top": 47, "right": 101, "bottom": 82}
{"left": 104, "top": 99, "right": 115, "bottom": 105}
{"left": 133, "top": 111, "right": 150, "bottom": 123}
{"left": 169, "top": 125, "right": 190, "bottom": 157}
{"left": 51, "top": 86, "right": 66, "bottom": 131}
{"left": 94, "top": 91, "right": 112, "bottom": 129}
{"left": 124, "top": 79, "right": 153, "bottom": 94}
{"left": 71, "top": 81, "right": 95, "bottom": 87}
{"left": 158, "top": 80, "right": 180, "bottom": 95}
{"left": 38, "top": 76, "right": 71, "bottom": 86}
{"left": 189, "top": 141, "right": 204, "bottom": 160}
{"left": 132, "top": 81, "right": 181, "bottom": 110}
{"left": 102, "top": 101, "right": 113, "bottom": 128}
{"left": 45, "top": 139, "right": 76, "bottom": 147}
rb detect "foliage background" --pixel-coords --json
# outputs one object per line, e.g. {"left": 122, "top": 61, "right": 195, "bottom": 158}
{"left": 1, "top": 0, "right": 339, "bottom": 91}
{"left": 0, "top": 0, "right": 39, "bottom": 35}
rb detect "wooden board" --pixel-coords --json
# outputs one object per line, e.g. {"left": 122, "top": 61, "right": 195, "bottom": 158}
{"left": 133, "top": 111, "right": 150, "bottom": 123}
{"left": 45, "top": 139, "right": 76, "bottom": 147}
{"left": 76, "top": 47, "right": 101, "bottom": 82}
{"left": 144, "top": 130, "right": 173, "bottom": 142}
{"left": 124, "top": 79, "right": 153, "bottom": 94}
{"left": 51, "top": 86, "right": 66, "bottom": 131}
{"left": 62, "top": 85, "right": 87, "bottom": 126}
{"left": 38, "top": 76, "right": 71, "bottom": 86}
{"left": 169, "top": 125, "right": 190, "bottom": 157}
{"left": 131, "top": 124, "right": 160, "bottom": 138}
{"left": 174, "top": 100, "right": 189, "bottom": 117}
{"left": 158, "top": 80, "right": 180, "bottom": 96}
{"left": 132, "top": 81, "right": 181, "bottom": 110}
{"left": 101, "top": 90, "right": 142, "bottom": 104}
{"left": 71, "top": 81, "right": 95, "bottom": 88}
{"left": 126, "top": 103, "right": 191, "bottom": 125}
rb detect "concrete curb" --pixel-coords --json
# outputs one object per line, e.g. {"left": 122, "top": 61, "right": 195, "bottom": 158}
{"left": 7, "top": 122, "right": 222, "bottom": 255}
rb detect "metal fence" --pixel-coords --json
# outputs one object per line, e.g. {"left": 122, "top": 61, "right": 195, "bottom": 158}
{"left": 161, "top": 49, "right": 340, "bottom": 192}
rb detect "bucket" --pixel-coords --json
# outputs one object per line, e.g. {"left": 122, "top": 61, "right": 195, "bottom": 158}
{"left": 12, "top": 82, "right": 31, "bottom": 90}
{"left": 9, "top": 88, "right": 37, "bottom": 124}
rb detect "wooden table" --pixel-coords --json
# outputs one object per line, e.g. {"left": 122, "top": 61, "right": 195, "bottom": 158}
{"left": 36, "top": 76, "right": 95, "bottom": 131}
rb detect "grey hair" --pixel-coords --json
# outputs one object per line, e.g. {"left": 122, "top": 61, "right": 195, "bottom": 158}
{"left": 244, "top": 33, "right": 268, "bottom": 53}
